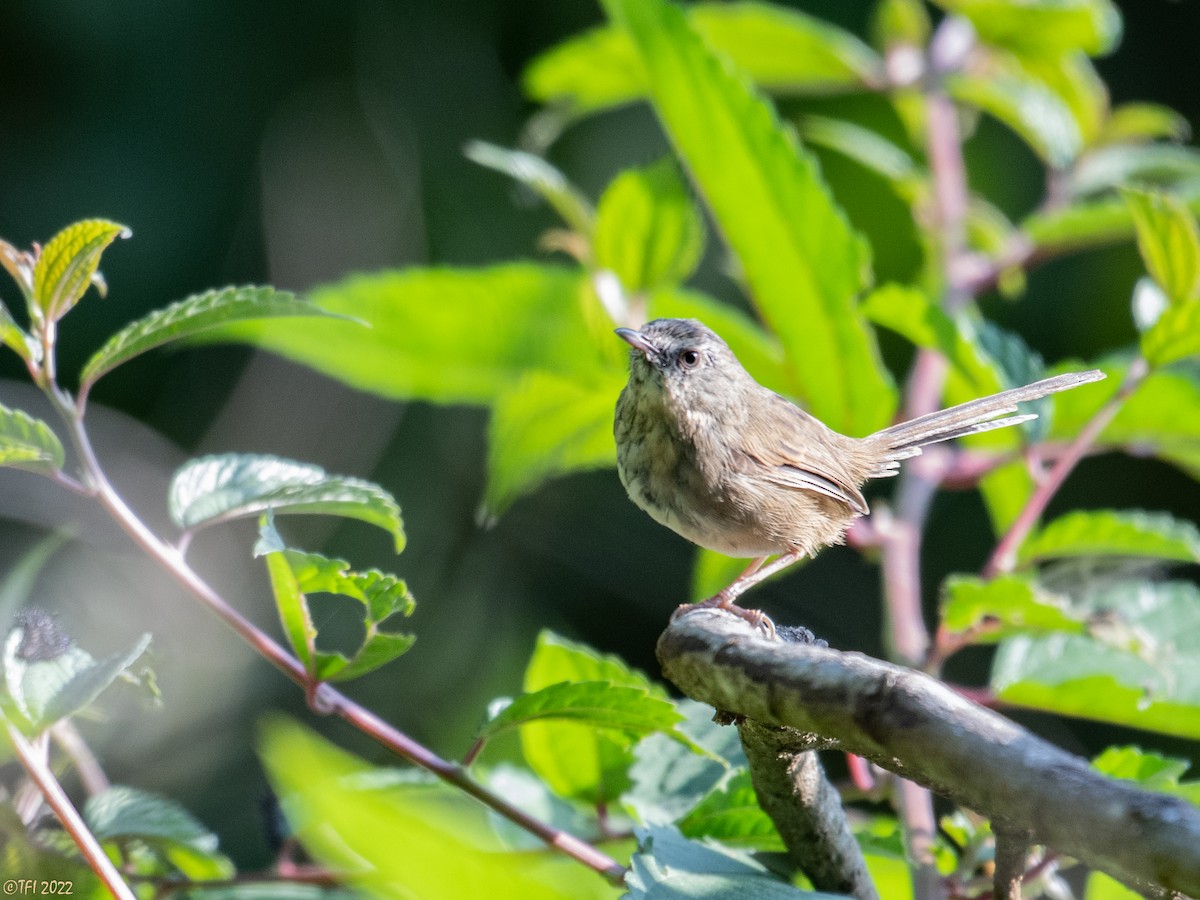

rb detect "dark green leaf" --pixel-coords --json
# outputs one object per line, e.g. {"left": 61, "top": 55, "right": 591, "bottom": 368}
{"left": 203, "top": 264, "right": 607, "bottom": 405}
{"left": 261, "top": 719, "right": 604, "bottom": 899}
{"left": 679, "top": 769, "right": 782, "bottom": 850}
{"left": 0, "top": 403, "right": 65, "bottom": 474}
{"left": 1098, "top": 103, "right": 1192, "bottom": 147}
{"left": 932, "top": 0, "right": 1121, "bottom": 57}
{"left": 626, "top": 825, "right": 820, "bottom": 899}
{"left": 523, "top": 2, "right": 882, "bottom": 116}
{"left": 31, "top": 219, "right": 129, "bottom": 323}
{"left": 80, "top": 285, "right": 331, "bottom": 390}
{"left": 1019, "top": 509, "right": 1200, "bottom": 567}
{"left": 993, "top": 580, "right": 1200, "bottom": 739}
{"left": 1124, "top": 188, "right": 1200, "bottom": 305}
{"left": 464, "top": 141, "right": 594, "bottom": 235}
{"left": 170, "top": 453, "right": 405, "bottom": 550}
{"left": 593, "top": 158, "right": 705, "bottom": 292}
{"left": 940, "top": 574, "right": 1085, "bottom": 642}
{"left": 602, "top": 0, "right": 895, "bottom": 435}
{"left": 479, "top": 681, "right": 683, "bottom": 742}
{"left": 483, "top": 370, "right": 622, "bottom": 520}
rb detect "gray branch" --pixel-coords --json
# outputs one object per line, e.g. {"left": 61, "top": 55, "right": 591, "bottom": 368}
{"left": 656, "top": 609, "right": 1200, "bottom": 898}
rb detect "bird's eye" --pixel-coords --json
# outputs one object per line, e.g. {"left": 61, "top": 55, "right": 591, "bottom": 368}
{"left": 678, "top": 349, "right": 700, "bottom": 368}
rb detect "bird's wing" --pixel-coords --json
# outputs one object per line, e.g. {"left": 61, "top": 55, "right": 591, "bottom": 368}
{"left": 737, "top": 393, "right": 870, "bottom": 516}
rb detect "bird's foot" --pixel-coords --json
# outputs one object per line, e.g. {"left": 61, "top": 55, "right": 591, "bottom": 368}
{"left": 672, "top": 592, "right": 777, "bottom": 639}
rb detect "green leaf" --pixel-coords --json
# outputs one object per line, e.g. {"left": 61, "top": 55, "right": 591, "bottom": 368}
{"left": 479, "top": 681, "right": 684, "bottom": 742}
{"left": 523, "top": 2, "right": 882, "bottom": 116}
{"left": 1092, "top": 745, "right": 1200, "bottom": 806}
{"left": 871, "top": 0, "right": 932, "bottom": 49}
{"left": 31, "top": 219, "right": 130, "bottom": 323}
{"left": 464, "top": 141, "right": 594, "bottom": 236}
{"left": 4, "top": 628, "right": 150, "bottom": 730}
{"left": 484, "top": 370, "right": 622, "bottom": 520}
{"left": 797, "top": 115, "right": 922, "bottom": 198}
{"left": 1142, "top": 300, "right": 1200, "bottom": 367}
{"left": 0, "top": 300, "right": 32, "bottom": 362}
{"left": 679, "top": 769, "right": 782, "bottom": 850}
{"left": 947, "top": 64, "right": 1081, "bottom": 168}
{"left": 169, "top": 453, "right": 405, "bottom": 550}
{"left": 0, "top": 403, "right": 65, "bottom": 475}
{"left": 1123, "top": 188, "right": 1200, "bottom": 306}
{"left": 80, "top": 285, "right": 332, "bottom": 391}
{"left": 992, "top": 580, "right": 1200, "bottom": 739}
{"left": 626, "top": 825, "right": 820, "bottom": 899}
{"left": 520, "top": 631, "right": 660, "bottom": 804}
{"left": 940, "top": 574, "right": 1085, "bottom": 642}
{"left": 593, "top": 158, "right": 705, "bottom": 293}
{"left": 204, "top": 264, "right": 608, "bottom": 405}
{"left": 1019, "top": 509, "right": 1200, "bottom": 567}
{"left": 85, "top": 785, "right": 233, "bottom": 880}
{"left": 1085, "top": 872, "right": 1148, "bottom": 900}
{"left": 1069, "top": 144, "right": 1200, "bottom": 199}
{"left": 256, "top": 519, "right": 415, "bottom": 682}
{"left": 932, "top": 0, "right": 1122, "bottom": 57}
{"left": 1023, "top": 186, "right": 1200, "bottom": 256}
{"left": 261, "top": 719, "right": 609, "bottom": 900}
{"left": 601, "top": 0, "right": 895, "bottom": 435}
{"left": 1098, "top": 103, "right": 1192, "bottom": 147}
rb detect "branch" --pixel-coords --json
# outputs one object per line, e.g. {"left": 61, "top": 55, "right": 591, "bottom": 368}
{"left": 657, "top": 610, "right": 1200, "bottom": 898}
{"left": 737, "top": 720, "right": 878, "bottom": 900}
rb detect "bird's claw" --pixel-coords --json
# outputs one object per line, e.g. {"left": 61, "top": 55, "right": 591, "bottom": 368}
{"left": 672, "top": 595, "right": 777, "bottom": 639}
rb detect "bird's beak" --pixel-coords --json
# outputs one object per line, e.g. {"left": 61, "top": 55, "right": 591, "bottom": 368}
{"left": 615, "top": 327, "right": 661, "bottom": 363}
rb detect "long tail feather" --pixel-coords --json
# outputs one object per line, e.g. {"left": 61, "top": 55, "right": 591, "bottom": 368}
{"left": 868, "top": 370, "right": 1105, "bottom": 461}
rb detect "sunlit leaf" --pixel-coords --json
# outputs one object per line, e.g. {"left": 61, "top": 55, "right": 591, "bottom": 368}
{"left": 1068, "top": 144, "right": 1200, "bottom": 199}
{"left": 1123, "top": 187, "right": 1200, "bottom": 306}
{"left": 678, "top": 769, "right": 782, "bottom": 850}
{"left": 871, "top": 0, "right": 931, "bottom": 49}
{"left": 464, "top": 141, "right": 595, "bottom": 236}
{"left": 0, "top": 301, "right": 31, "bottom": 362}
{"left": 940, "top": 574, "right": 1085, "bottom": 642}
{"left": 797, "top": 115, "right": 922, "bottom": 200}
{"left": 1023, "top": 186, "right": 1200, "bottom": 255}
{"left": 0, "top": 403, "right": 65, "bottom": 475}
{"left": 602, "top": 0, "right": 895, "bottom": 435}
{"left": 593, "top": 158, "right": 705, "bottom": 293}
{"left": 204, "top": 264, "right": 607, "bottom": 405}
{"left": 1019, "top": 509, "right": 1200, "bottom": 567}
{"left": 523, "top": 2, "right": 882, "bottom": 116}
{"left": 260, "top": 720, "right": 606, "bottom": 900}
{"left": 479, "top": 681, "right": 683, "bottom": 742}
{"left": 1098, "top": 103, "right": 1192, "bottom": 147}
{"left": 1142, "top": 301, "right": 1200, "bottom": 367}
{"left": 993, "top": 580, "right": 1200, "bottom": 739}
{"left": 484, "top": 370, "right": 621, "bottom": 520}
{"left": 932, "top": 0, "right": 1121, "bottom": 57}
{"left": 80, "top": 285, "right": 331, "bottom": 391}
{"left": 31, "top": 219, "right": 130, "bottom": 323}
{"left": 1092, "top": 745, "right": 1200, "bottom": 805}
{"left": 170, "top": 454, "right": 405, "bottom": 550}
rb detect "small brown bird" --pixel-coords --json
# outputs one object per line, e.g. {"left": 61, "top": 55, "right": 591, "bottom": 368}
{"left": 614, "top": 318, "right": 1105, "bottom": 630}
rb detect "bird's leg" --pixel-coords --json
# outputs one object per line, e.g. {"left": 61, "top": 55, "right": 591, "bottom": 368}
{"left": 672, "top": 550, "right": 805, "bottom": 639}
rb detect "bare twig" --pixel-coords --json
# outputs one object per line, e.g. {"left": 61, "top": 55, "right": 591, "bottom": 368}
{"left": 991, "top": 828, "right": 1029, "bottom": 900}
{"left": 4, "top": 719, "right": 136, "bottom": 899}
{"left": 657, "top": 610, "right": 1200, "bottom": 897}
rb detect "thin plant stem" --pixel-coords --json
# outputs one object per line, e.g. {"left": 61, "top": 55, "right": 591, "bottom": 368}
{"left": 45, "top": 388, "right": 628, "bottom": 886}
{"left": 4, "top": 719, "right": 136, "bottom": 899}
{"left": 52, "top": 720, "right": 111, "bottom": 795}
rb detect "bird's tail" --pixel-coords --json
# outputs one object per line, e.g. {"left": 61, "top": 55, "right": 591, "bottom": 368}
{"left": 863, "top": 370, "right": 1106, "bottom": 477}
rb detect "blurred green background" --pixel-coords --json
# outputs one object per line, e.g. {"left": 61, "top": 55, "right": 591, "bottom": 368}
{"left": 2, "top": 0, "right": 1199, "bottom": 868}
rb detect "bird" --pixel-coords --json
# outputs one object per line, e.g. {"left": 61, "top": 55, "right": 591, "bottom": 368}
{"left": 613, "top": 317, "right": 1105, "bottom": 633}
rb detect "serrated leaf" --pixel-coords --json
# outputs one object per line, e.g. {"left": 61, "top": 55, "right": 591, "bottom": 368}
{"left": 31, "top": 219, "right": 129, "bottom": 323}
{"left": 601, "top": 0, "right": 895, "bottom": 435}
{"left": 202, "top": 264, "right": 609, "bottom": 406}
{"left": 464, "top": 141, "right": 594, "bottom": 235}
{"left": 85, "top": 785, "right": 218, "bottom": 851}
{"left": 520, "top": 631, "right": 660, "bottom": 804}
{"left": 593, "top": 158, "right": 705, "bottom": 293}
{"left": 41, "top": 633, "right": 151, "bottom": 725}
{"left": 940, "top": 574, "right": 1085, "bottom": 642}
{"left": 626, "top": 825, "right": 821, "bottom": 899}
{"left": 993, "top": 580, "right": 1200, "bottom": 739}
{"left": 0, "top": 403, "right": 64, "bottom": 475}
{"left": 1142, "top": 300, "right": 1200, "bottom": 367}
{"left": 480, "top": 681, "right": 683, "bottom": 743}
{"left": 1019, "top": 509, "right": 1200, "bottom": 567}
{"left": 932, "top": 0, "right": 1121, "bottom": 57}
{"left": 1124, "top": 188, "right": 1200, "bottom": 306}
{"left": 679, "top": 769, "right": 782, "bottom": 850}
{"left": 261, "top": 719, "right": 606, "bottom": 900}
{"left": 170, "top": 453, "right": 404, "bottom": 550}
{"left": 523, "top": 2, "right": 882, "bottom": 116}
{"left": 80, "top": 285, "right": 331, "bottom": 390}
{"left": 483, "top": 370, "right": 621, "bottom": 520}
{"left": 1098, "top": 103, "right": 1192, "bottom": 147}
